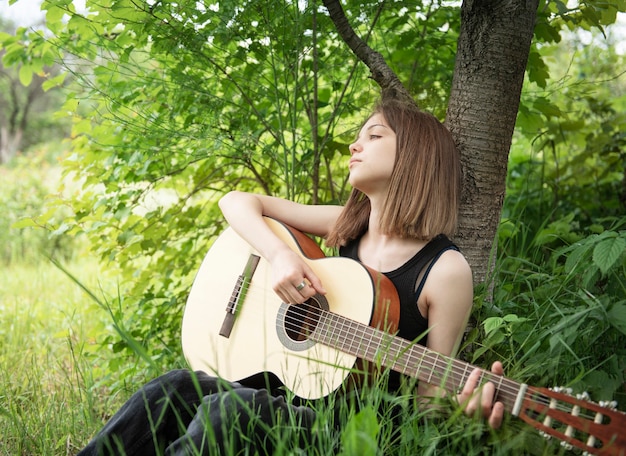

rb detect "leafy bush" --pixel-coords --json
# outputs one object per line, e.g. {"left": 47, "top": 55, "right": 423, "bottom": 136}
{"left": 475, "top": 222, "right": 626, "bottom": 399}
{"left": 0, "top": 146, "right": 78, "bottom": 265}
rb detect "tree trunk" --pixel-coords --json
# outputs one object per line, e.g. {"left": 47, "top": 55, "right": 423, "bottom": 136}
{"left": 0, "top": 125, "right": 22, "bottom": 164}
{"left": 446, "top": 0, "right": 538, "bottom": 284}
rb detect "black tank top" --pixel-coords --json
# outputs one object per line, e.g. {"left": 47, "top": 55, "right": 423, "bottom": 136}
{"left": 339, "top": 234, "right": 459, "bottom": 390}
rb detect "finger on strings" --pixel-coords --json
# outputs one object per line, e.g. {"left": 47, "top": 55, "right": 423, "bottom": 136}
{"left": 461, "top": 368, "right": 482, "bottom": 398}
{"left": 488, "top": 401, "right": 505, "bottom": 429}
{"left": 491, "top": 361, "right": 504, "bottom": 376}
{"left": 480, "top": 382, "right": 496, "bottom": 417}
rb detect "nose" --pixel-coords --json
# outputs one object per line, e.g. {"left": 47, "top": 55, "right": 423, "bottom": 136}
{"left": 349, "top": 140, "right": 362, "bottom": 155}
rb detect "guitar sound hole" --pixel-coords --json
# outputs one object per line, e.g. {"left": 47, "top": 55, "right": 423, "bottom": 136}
{"left": 276, "top": 294, "right": 329, "bottom": 352}
{"left": 284, "top": 301, "right": 322, "bottom": 342}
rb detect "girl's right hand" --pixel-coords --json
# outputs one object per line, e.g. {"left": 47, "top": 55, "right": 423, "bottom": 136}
{"left": 270, "top": 247, "right": 326, "bottom": 304}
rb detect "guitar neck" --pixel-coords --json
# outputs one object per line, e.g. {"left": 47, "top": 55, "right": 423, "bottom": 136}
{"left": 311, "top": 308, "right": 523, "bottom": 413}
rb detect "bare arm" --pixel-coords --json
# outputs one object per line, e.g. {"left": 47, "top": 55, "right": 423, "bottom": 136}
{"left": 218, "top": 191, "right": 343, "bottom": 303}
{"left": 416, "top": 250, "right": 504, "bottom": 428}
{"left": 418, "top": 249, "right": 474, "bottom": 366}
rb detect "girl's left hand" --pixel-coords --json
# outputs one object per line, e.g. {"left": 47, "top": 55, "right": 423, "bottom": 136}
{"left": 457, "top": 361, "right": 505, "bottom": 429}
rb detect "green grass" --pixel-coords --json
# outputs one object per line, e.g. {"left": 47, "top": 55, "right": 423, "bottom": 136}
{"left": 0, "top": 258, "right": 535, "bottom": 456}
{"left": 0, "top": 258, "right": 125, "bottom": 455}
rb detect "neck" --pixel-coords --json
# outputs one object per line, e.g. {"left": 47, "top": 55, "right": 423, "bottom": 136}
{"left": 366, "top": 198, "right": 385, "bottom": 237}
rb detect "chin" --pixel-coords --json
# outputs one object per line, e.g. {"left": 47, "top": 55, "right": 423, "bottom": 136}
{"left": 348, "top": 174, "right": 360, "bottom": 189}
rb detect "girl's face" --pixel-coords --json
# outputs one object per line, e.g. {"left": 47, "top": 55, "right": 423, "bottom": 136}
{"left": 348, "top": 113, "right": 397, "bottom": 196}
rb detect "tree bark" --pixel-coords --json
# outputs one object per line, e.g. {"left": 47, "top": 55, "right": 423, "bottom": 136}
{"left": 0, "top": 126, "right": 22, "bottom": 164}
{"left": 446, "top": 0, "right": 538, "bottom": 283}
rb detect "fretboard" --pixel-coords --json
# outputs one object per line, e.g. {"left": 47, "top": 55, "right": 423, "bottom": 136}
{"left": 311, "top": 308, "right": 523, "bottom": 413}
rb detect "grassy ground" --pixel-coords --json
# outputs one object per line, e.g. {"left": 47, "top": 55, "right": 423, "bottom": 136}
{"left": 0, "top": 258, "right": 526, "bottom": 456}
{"left": 0, "top": 258, "right": 124, "bottom": 455}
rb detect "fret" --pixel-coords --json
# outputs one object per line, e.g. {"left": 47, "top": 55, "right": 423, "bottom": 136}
{"left": 426, "top": 352, "right": 439, "bottom": 384}
{"left": 352, "top": 324, "right": 363, "bottom": 358}
{"left": 316, "top": 310, "right": 330, "bottom": 344}
{"left": 398, "top": 346, "right": 412, "bottom": 375}
{"left": 459, "top": 363, "right": 470, "bottom": 393}
{"left": 341, "top": 314, "right": 353, "bottom": 353}
{"left": 364, "top": 326, "right": 373, "bottom": 360}
{"left": 414, "top": 350, "right": 425, "bottom": 380}
{"left": 378, "top": 332, "right": 390, "bottom": 363}
{"left": 496, "top": 375, "right": 504, "bottom": 402}
{"left": 369, "top": 329, "right": 380, "bottom": 361}
{"left": 344, "top": 317, "right": 354, "bottom": 353}
{"left": 391, "top": 340, "right": 403, "bottom": 371}
{"left": 359, "top": 322, "right": 368, "bottom": 359}
{"left": 501, "top": 378, "right": 521, "bottom": 412}
{"left": 367, "top": 328, "right": 379, "bottom": 361}
{"left": 337, "top": 315, "right": 347, "bottom": 352}
{"left": 400, "top": 346, "right": 410, "bottom": 375}
{"left": 441, "top": 359, "right": 459, "bottom": 393}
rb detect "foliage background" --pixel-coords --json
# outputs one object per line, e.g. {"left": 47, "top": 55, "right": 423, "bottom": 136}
{"left": 1, "top": 0, "right": 625, "bottom": 453}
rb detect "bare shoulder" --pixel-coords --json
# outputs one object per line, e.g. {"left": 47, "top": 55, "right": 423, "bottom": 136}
{"left": 430, "top": 248, "right": 472, "bottom": 281}
{"left": 421, "top": 248, "right": 473, "bottom": 310}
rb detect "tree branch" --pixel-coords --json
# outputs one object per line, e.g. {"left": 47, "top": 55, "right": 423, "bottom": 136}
{"left": 322, "top": 0, "right": 415, "bottom": 104}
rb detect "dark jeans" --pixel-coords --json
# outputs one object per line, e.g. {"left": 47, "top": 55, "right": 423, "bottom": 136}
{"left": 77, "top": 369, "right": 317, "bottom": 456}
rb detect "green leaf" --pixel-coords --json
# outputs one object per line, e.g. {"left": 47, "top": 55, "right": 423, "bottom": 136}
{"left": 11, "top": 218, "right": 38, "bottom": 229}
{"left": 534, "top": 22, "right": 562, "bottom": 43}
{"left": 18, "top": 64, "right": 33, "bottom": 86}
{"left": 339, "top": 406, "right": 380, "bottom": 456}
{"left": 45, "top": 5, "right": 67, "bottom": 24}
{"left": 533, "top": 97, "right": 563, "bottom": 119}
{"left": 51, "top": 223, "right": 71, "bottom": 236}
{"left": 581, "top": 6, "right": 602, "bottom": 29}
{"left": 526, "top": 50, "right": 551, "bottom": 88}
{"left": 42, "top": 72, "right": 67, "bottom": 91}
{"left": 583, "top": 369, "right": 622, "bottom": 401}
{"left": 0, "top": 32, "right": 15, "bottom": 47}
{"left": 564, "top": 239, "right": 594, "bottom": 273}
{"left": 483, "top": 317, "right": 504, "bottom": 335}
{"left": 607, "top": 303, "right": 626, "bottom": 336}
{"left": 503, "top": 314, "right": 525, "bottom": 323}
{"left": 592, "top": 236, "right": 625, "bottom": 275}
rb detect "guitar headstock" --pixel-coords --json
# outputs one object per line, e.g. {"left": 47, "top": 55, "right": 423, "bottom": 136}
{"left": 518, "top": 386, "right": 625, "bottom": 455}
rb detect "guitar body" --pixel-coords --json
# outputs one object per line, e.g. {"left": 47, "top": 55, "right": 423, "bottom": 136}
{"left": 182, "top": 217, "right": 399, "bottom": 399}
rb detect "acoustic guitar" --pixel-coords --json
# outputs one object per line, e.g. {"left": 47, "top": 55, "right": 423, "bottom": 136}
{"left": 182, "top": 217, "right": 625, "bottom": 455}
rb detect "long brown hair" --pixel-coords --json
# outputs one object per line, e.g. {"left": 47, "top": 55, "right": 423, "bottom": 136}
{"left": 326, "top": 99, "right": 461, "bottom": 246}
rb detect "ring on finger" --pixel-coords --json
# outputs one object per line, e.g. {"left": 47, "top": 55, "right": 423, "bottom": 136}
{"left": 296, "top": 281, "right": 306, "bottom": 291}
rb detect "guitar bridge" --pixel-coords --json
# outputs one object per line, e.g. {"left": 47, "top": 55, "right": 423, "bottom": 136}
{"left": 219, "top": 254, "right": 260, "bottom": 338}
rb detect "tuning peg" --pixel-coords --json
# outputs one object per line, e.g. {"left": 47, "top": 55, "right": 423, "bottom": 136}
{"left": 598, "top": 400, "right": 618, "bottom": 410}
{"left": 550, "top": 386, "right": 573, "bottom": 395}
{"left": 539, "top": 430, "right": 552, "bottom": 440}
{"left": 576, "top": 391, "right": 590, "bottom": 401}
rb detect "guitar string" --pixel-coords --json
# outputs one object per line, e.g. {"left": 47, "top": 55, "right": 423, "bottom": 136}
{"left": 225, "top": 282, "right": 606, "bottom": 421}
{"left": 236, "top": 284, "right": 595, "bottom": 419}
{"left": 282, "top": 303, "right": 606, "bottom": 422}
{"left": 248, "top": 298, "right": 607, "bottom": 425}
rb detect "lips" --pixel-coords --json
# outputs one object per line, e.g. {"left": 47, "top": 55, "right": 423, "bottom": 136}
{"left": 349, "top": 158, "right": 361, "bottom": 168}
